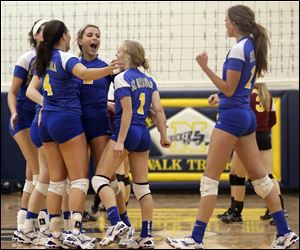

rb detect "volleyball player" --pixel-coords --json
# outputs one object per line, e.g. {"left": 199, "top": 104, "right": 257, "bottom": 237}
{"left": 166, "top": 5, "right": 298, "bottom": 249}
{"left": 76, "top": 24, "right": 134, "bottom": 245}
{"left": 91, "top": 40, "right": 171, "bottom": 249}
{"left": 27, "top": 19, "right": 122, "bottom": 249}
{"left": 214, "top": 82, "right": 287, "bottom": 224}
{"left": 8, "top": 19, "right": 47, "bottom": 243}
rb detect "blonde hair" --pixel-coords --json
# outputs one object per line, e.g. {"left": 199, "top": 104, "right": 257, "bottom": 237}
{"left": 255, "top": 82, "right": 271, "bottom": 112}
{"left": 122, "top": 40, "right": 150, "bottom": 71}
{"left": 76, "top": 24, "right": 100, "bottom": 57}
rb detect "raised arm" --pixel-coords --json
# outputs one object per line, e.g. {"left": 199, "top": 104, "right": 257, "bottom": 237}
{"left": 196, "top": 52, "right": 241, "bottom": 97}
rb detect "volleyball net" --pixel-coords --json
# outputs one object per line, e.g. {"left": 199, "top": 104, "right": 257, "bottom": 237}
{"left": 1, "top": 1, "right": 299, "bottom": 90}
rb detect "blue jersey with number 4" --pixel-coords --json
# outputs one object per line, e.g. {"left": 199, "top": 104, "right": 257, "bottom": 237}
{"left": 42, "top": 49, "right": 81, "bottom": 114}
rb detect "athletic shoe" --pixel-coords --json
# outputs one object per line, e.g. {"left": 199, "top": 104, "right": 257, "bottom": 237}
{"left": 45, "top": 233, "right": 65, "bottom": 249}
{"left": 217, "top": 208, "right": 232, "bottom": 219}
{"left": 166, "top": 235, "right": 204, "bottom": 249}
{"left": 221, "top": 213, "right": 243, "bottom": 224}
{"left": 18, "top": 230, "right": 39, "bottom": 244}
{"left": 82, "top": 211, "right": 97, "bottom": 222}
{"left": 99, "top": 221, "right": 129, "bottom": 247}
{"left": 272, "top": 231, "right": 299, "bottom": 249}
{"left": 260, "top": 208, "right": 272, "bottom": 220}
{"left": 79, "top": 230, "right": 99, "bottom": 244}
{"left": 131, "top": 236, "right": 154, "bottom": 249}
{"left": 32, "top": 230, "right": 49, "bottom": 246}
{"left": 63, "top": 230, "right": 95, "bottom": 249}
{"left": 119, "top": 226, "right": 135, "bottom": 248}
{"left": 12, "top": 230, "right": 20, "bottom": 242}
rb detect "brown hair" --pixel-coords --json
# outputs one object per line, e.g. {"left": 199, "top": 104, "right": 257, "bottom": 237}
{"left": 28, "top": 19, "right": 47, "bottom": 48}
{"left": 36, "top": 20, "right": 68, "bottom": 77}
{"left": 122, "top": 40, "right": 150, "bottom": 71}
{"left": 76, "top": 24, "right": 100, "bottom": 57}
{"left": 227, "top": 5, "right": 270, "bottom": 77}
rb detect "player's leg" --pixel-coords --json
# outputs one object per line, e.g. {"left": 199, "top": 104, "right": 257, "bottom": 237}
{"left": 129, "top": 150, "right": 154, "bottom": 249}
{"left": 167, "top": 128, "right": 238, "bottom": 249}
{"left": 91, "top": 140, "right": 129, "bottom": 246}
{"left": 235, "top": 132, "right": 299, "bottom": 249}
{"left": 222, "top": 151, "right": 246, "bottom": 224}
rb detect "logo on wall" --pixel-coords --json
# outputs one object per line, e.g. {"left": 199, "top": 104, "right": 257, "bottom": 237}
{"left": 150, "top": 107, "right": 215, "bottom": 155}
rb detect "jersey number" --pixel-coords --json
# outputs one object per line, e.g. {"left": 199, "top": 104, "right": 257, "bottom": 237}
{"left": 255, "top": 95, "right": 265, "bottom": 112}
{"left": 43, "top": 74, "right": 53, "bottom": 96}
{"left": 137, "top": 93, "right": 145, "bottom": 115}
{"left": 245, "top": 66, "right": 256, "bottom": 89}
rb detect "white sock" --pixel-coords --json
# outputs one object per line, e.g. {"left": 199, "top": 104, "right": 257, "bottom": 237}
{"left": 17, "top": 209, "right": 27, "bottom": 231}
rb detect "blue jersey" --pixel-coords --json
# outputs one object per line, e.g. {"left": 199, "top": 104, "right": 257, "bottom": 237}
{"left": 42, "top": 49, "right": 81, "bottom": 114}
{"left": 79, "top": 56, "right": 113, "bottom": 109}
{"left": 219, "top": 37, "right": 256, "bottom": 108}
{"left": 13, "top": 50, "right": 37, "bottom": 111}
{"left": 113, "top": 68, "right": 158, "bottom": 127}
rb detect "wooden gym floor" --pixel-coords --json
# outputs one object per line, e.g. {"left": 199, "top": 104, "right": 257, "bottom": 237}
{"left": 1, "top": 192, "right": 299, "bottom": 249}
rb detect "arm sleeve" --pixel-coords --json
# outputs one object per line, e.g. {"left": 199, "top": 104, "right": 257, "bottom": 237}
{"left": 227, "top": 43, "right": 245, "bottom": 72}
{"left": 13, "top": 53, "right": 31, "bottom": 79}
{"left": 60, "top": 51, "right": 80, "bottom": 73}
{"left": 114, "top": 72, "right": 131, "bottom": 99}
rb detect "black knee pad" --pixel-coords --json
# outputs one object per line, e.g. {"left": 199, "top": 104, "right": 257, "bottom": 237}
{"left": 116, "top": 174, "right": 125, "bottom": 183}
{"left": 235, "top": 176, "right": 246, "bottom": 186}
{"left": 124, "top": 176, "right": 130, "bottom": 186}
{"left": 229, "top": 174, "right": 236, "bottom": 186}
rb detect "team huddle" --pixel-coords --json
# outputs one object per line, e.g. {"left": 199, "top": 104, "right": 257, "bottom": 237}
{"left": 7, "top": 4, "right": 299, "bottom": 250}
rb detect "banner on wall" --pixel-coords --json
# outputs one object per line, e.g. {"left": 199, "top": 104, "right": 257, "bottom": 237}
{"left": 146, "top": 98, "right": 281, "bottom": 183}
{"left": 150, "top": 107, "right": 214, "bottom": 156}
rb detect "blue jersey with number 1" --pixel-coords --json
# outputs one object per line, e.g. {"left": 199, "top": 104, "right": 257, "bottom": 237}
{"left": 219, "top": 37, "right": 257, "bottom": 108}
{"left": 216, "top": 37, "right": 257, "bottom": 137}
{"left": 112, "top": 68, "right": 158, "bottom": 152}
{"left": 113, "top": 68, "right": 158, "bottom": 128}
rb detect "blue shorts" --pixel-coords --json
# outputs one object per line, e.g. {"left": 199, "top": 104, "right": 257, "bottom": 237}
{"left": 112, "top": 124, "right": 151, "bottom": 152}
{"left": 82, "top": 109, "right": 112, "bottom": 143}
{"left": 30, "top": 114, "right": 43, "bottom": 148}
{"left": 9, "top": 105, "right": 35, "bottom": 137}
{"left": 39, "top": 110, "right": 84, "bottom": 144}
{"left": 215, "top": 108, "right": 256, "bottom": 137}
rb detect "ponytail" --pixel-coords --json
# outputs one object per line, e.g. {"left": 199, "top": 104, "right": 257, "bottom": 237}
{"left": 227, "top": 5, "right": 270, "bottom": 78}
{"left": 35, "top": 20, "right": 68, "bottom": 77}
{"left": 142, "top": 58, "right": 150, "bottom": 71}
{"left": 122, "top": 40, "right": 150, "bottom": 71}
{"left": 36, "top": 41, "right": 52, "bottom": 77}
{"left": 252, "top": 23, "right": 270, "bottom": 78}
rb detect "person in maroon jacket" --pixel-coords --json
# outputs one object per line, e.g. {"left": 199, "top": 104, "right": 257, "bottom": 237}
{"left": 210, "top": 82, "right": 287, "bottom": 224}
